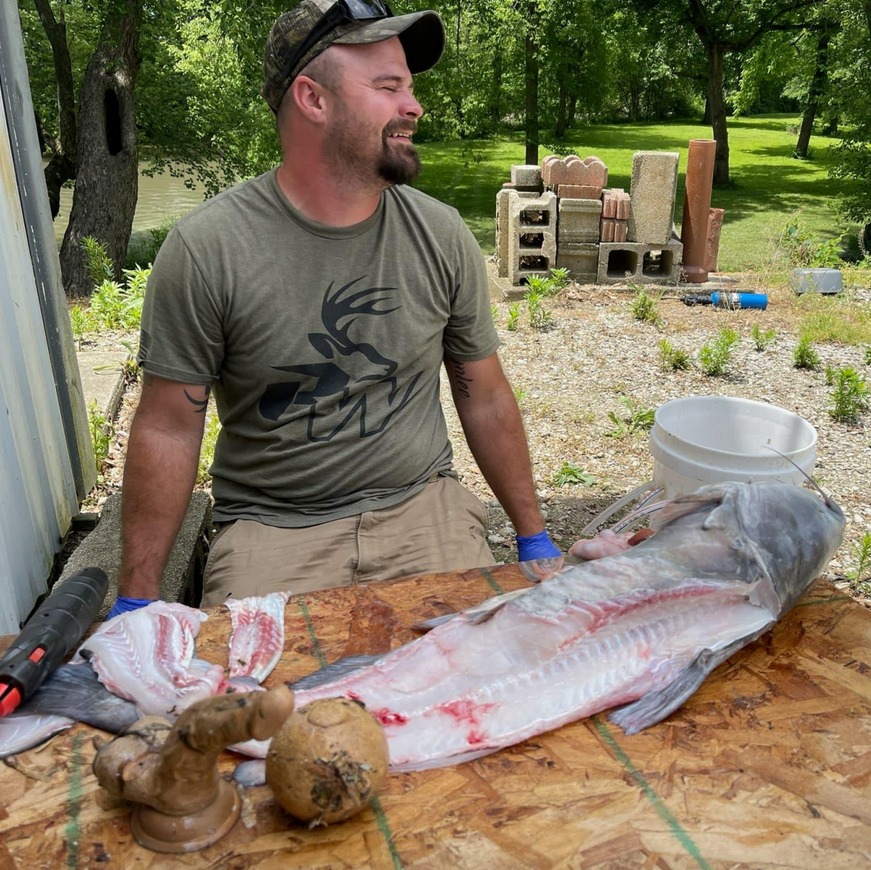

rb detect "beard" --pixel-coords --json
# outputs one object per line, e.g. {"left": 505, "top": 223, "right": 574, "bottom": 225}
{"left": 326, "top": 103, "right": 421, "bottom": 188}
{"left": 376, "top": 125, "right": 421, "bottom": 186}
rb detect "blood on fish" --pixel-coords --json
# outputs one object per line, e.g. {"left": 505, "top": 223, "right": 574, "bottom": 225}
{"left": 436, "top": 699, "right": 495, "bottom": 725}
{"left": 371, "top": 708, "right": 408, "bottom": 727}
{"left": 466, "top": 729, "right": 488, "bottom": 746}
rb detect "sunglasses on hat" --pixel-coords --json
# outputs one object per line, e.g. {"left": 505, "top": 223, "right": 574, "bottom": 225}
{"left": 283, "top": 0, "right": 394, "bottom": 82}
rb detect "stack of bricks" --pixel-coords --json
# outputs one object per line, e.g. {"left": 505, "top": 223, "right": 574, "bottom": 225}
{"left": 543, "top": 155, "right": 607, "bottom": 284}
{"left": 600, "top": 189, "right": 630, "bottom": 242}
{"left": 495, "top": 148, "right": 701, "bottom": 288}
{"left": 597, "top": 151, "right": 683, "bottom": 285}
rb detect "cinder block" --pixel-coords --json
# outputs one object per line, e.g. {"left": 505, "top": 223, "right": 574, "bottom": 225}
{"left": 556, "top": 242, "right": 598, "bottom": 282}
{"left": 507, "top": 190, "right": 557, "bottom": 285}
{"left": 511, "top": 164, "right": 542, "bottom": 190}
{"left": 558, "top": 197, "right": 602, "bottom": 244}
{"left": 627, "top": 151, "right": 679, "bottom": 244}
{"left": 542, "top": 155, "right": 608, "bottom": 190}
{"left": 597, "top": 241, "right": 683, "bottom": 285}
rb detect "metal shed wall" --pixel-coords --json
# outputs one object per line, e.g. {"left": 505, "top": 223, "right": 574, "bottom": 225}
{"left": 0, "top": 6, "right": 95, "bottom": 634}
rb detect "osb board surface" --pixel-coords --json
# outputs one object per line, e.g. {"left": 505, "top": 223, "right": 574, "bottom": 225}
{"left": 1, "top": 566, "right": 870, "bottom": 869}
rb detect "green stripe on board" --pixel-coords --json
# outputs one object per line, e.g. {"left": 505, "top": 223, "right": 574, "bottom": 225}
{"left": 64, "top": 732, "right": 83, "bottom": 870}
{"left": 297, "top": 598, "right": 404, "bottom": 867}
{"left": 297, "top": 597, "right": 328, "bottom": 667}
{"left": 478, "top": 566, "right": 505, "bottom": 595}
{"left": 370, "top": 797, "right": 404, "bottom": 869}
{"left": 592, "top": 717, "right": 712, "bottom": 870}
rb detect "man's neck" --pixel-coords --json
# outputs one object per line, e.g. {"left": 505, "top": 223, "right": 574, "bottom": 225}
{"left": 275, "top": 161, "right": 385, "bottom": 227}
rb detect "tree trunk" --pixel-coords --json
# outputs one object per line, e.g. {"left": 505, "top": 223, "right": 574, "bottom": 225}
{"left": 794, "top": 25, "right": 833, "bottom": 159}
{"left": 555, "top": 81, "right": 568, "bottom": 139}
{"left": 33, "top": 0, "right": 78, "bottom": 219}
{"left": 705, "top": 44, "right": 730, "bottom": 187}
{"left": 566, "top": 93, "right": 577, "bottom": 128}
{"left": 490, "top": 48, "right": 502, "bottom": 126}
{"left": 523, "top": 1, "right": 539, "bottom": 166}
{"left": 60, "top": 8, "right": 141, "bottom": 296}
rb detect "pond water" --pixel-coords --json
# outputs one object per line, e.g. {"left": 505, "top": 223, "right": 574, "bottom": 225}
{"left": 51, "top": 164, "right": 212, "bottom": 243}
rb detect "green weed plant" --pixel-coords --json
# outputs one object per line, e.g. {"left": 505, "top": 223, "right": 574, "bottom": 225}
{"left": 779, "top": 214, "right": 842, "bottom": 268}
{"left": 525, "top": 284, "right": 552, "bottom": 331}
{"left": 828, "top": 367, "right": 869, "bottom": 423}
{"left": 751, "top": 324, "right": 777, "bottom": 351}
{"left": 658, "top": 338, "right": 692, "bottom": 371}
{"left": 552, "top": 462, "right": 596, "bottom": 488}
{"left": 506, "top": 303, "right": 521, "bottom": 331}
{"left": 792, "top": 336, "right": 821, "bottom": 370}
{"left": 88, "top": 400, "right": 112, "bottom": 478}
{"left": 629, "top": 286, "right": 662, "bottom": 326}
{"left": 606, "top": 396, "right": 656, "bottom": 438}
{"left": 847, "top": 532, "right": 871, "bottom": 596}
{"left": 698, "top": 328, "right": 739, "bottom": 376}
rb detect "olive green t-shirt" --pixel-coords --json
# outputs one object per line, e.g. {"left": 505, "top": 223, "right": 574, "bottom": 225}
{"left": 138, "top": 170, "right": 499, "bottom": 527}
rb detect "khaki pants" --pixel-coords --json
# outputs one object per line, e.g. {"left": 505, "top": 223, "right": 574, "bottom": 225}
{"left": 201, "top": 476, "right": 494, "bottom": 607}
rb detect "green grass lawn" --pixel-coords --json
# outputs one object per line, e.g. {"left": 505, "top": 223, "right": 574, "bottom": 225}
{"left": 415, "top": 114, "right": 857, "bottom": 272}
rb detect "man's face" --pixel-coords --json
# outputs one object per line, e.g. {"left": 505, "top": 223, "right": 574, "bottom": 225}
{"left": 323, "top": 38, "right": 424, "bottom": 188}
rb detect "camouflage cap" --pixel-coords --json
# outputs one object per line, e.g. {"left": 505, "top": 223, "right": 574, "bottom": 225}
{"left": 262, "top": 0, "right": 445, "bottom": 113}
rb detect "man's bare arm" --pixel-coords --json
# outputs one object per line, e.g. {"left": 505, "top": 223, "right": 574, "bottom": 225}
{"left": 116, "top": 373, "right": 209, "bottom": 600}
{"left": 444, "top": 353, "right": 546, "bottom": 537}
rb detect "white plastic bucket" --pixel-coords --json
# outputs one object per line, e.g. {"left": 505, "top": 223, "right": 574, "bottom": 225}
{"left": 649, "top": 396, "right": 817, "bottom": 498}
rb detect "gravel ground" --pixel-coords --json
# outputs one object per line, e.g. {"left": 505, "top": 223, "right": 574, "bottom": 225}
{"left": 82, "top": 271, "right": 871, "bottom": 601}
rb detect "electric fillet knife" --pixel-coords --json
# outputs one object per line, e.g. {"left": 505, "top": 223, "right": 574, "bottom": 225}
{"left": 0, "top": 567, "right": 109, "bottom": 717}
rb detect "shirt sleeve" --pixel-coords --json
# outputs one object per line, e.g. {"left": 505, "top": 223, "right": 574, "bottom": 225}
{"left": 442, "top": 218, "right": 501, "bottom": 362}
{"left": 137, "top": 225, "right": 224, "bottom": 385}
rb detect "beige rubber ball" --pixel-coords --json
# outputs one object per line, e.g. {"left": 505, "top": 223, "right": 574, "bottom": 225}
{"left": 266, "top": 697, "right": 389, "bottom": 827}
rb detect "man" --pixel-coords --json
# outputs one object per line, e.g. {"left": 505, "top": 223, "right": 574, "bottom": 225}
{"left": 108, "top": 0, "right": 560, "bottom": 618}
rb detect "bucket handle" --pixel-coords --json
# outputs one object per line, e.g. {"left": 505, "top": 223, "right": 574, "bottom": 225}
{"left": 578, "top": 480, "right": 662, "bottom": 537}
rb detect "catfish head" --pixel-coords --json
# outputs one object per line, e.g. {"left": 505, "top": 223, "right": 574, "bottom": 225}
{"left": 653, "top": 481, "right": 845, "bottom": 617}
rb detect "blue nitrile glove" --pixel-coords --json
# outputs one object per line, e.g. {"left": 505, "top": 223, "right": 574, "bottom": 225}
{"left": 106, "top": 596, "right": 155, "bottom": 620}
{"left": 516, "top": 529, "right": 561, "bottom": 562}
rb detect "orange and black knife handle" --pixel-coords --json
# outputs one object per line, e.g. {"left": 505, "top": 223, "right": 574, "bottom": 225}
{"left": 0, "top": 567, "right": 109, "bottom": 717}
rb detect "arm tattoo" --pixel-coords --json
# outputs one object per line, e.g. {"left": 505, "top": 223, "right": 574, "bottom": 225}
{"left": 183, "top": 386, "right": 210, "bottom": 414}
{"left": 451, "top": 360, "right": 472, "bottom": 400}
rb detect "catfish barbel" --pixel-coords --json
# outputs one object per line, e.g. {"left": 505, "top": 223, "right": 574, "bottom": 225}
{"left": 289, "top": 481, "right": 845, "bottom": 772}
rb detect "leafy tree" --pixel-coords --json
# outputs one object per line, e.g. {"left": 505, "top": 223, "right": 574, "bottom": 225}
{"left": 827, "top": 0, "right": 871, "bottom": 250}
{"left": 632, "top": 0, "right": 818, "bottom": 185}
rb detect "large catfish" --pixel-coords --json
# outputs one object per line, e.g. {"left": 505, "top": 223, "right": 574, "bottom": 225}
{"left": 291, "top": 481, "right": 845, "bottom": 772}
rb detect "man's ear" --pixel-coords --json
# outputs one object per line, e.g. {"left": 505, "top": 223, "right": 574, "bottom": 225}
{"left": 290, "top": 75, "right": 329, "bottom": 123}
